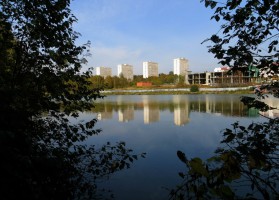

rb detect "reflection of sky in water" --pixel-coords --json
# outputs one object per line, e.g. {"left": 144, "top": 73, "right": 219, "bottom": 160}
{"left": 77, "top": 94, "right": 268, "bottom": 200}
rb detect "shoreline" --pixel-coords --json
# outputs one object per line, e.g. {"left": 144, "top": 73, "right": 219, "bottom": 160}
{"left": 101, "top": 87, "right": 253, "bottom": 95}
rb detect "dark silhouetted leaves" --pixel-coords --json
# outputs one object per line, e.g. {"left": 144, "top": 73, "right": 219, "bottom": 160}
{"left": 177, "top": 150, "right": 188, "bottom": 164}
{"left": 0, "top": 1, "right": 144, "bottom": 199}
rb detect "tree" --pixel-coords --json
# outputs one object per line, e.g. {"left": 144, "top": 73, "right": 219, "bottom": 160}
{"left": 170, "top": 1, "right": 279, "bottom": 199}
{"left": 104, "top": 75, "right": 114, "bottom": 89}
{"left": 147, "top": 76, "right": 163, "bottom": 86}
{"left": 0, "top": 1, "right": 144, "bottom": 199}
{"left": 88, "top": 75, "right": 105, "bottom": 89}
{"left": 201, "top": 0, "right": 278, "bottom": 75}
{"left": 170, "top": 120, "right": 279, "bottom": 199}
{"left": 176, "top": 75, "right": 185, "bottom": 87}
{"left": 133, "top": 75, "right": 144, "bottom": 84}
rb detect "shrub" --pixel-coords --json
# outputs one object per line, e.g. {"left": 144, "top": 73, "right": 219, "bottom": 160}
{"left": 190, "top": 85, "right": 199, "bottom": 92}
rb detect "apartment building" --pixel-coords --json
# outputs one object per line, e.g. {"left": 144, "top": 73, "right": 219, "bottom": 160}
{"left": 143, "top": 61, "right": 158, "bottom": 78}
{"left": 117, "top": 64, "right": 134, "bottom": 80}
{"left": 95, "top": 66, "right": 112, "bottom": 78}
{"left": 173, "top": 58, "right": 189, "bottom": 76}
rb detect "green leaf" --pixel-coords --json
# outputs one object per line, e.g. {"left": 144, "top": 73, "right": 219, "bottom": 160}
{"left": 189, "top": 158, "right": 209, "bottom": 177}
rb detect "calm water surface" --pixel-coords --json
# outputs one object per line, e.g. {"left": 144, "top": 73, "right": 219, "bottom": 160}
{"left": 80, "top": 94, "right": 274, "bottom": 200}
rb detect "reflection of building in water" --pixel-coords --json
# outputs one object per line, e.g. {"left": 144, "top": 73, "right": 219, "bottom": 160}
{"left": 247, "top": 108, "right": 259, "bottom": 117}
{"left": 190, "top": 95, "right": 248, "bottom": 117}
{"left": 259, "top": 97, "right": 279, "bottom": 118}
{"left": 97, "top": 112, "right": 113, "bottom": 120}
{"left": 95, "top": 94, "right": 257, "bottom": 125}
{"left": 143, "top": 104, "right": 160, "bottom": 124}
{"left": 174, "top": 107, "right": 190, "bottom": 126}
{"left": 260, "top": 110, "right": 279, "bottom": 118}
{"left": 118, "top": 105, "right": 134, "bottom": 122}
{"left": 173, "top": 95, "right": 190, "bottom": 126}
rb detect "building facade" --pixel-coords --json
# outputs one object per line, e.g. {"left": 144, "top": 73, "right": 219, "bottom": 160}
{"left": 95, "top": 66, "right": 112, "bottom": 78}
{"left": 173, "top": 58, "right": 189, "bottom": 76}
{"left": 187, "top": 70, "right": 263, "bottom": 86}
{"left": 117, "top": 64, "right": 133, "bottom": 80}
{"left": 143, "top": 61, "right": 158, "bottom": 78}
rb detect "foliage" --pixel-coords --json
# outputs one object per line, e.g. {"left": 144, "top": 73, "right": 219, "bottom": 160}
{"left": 201, "top": 0, "right": 279, "bottom": 74}
{"left": 146, "top": 76, "right": 162, "bottom": 86}
{"left": 88, "top": 73, "right": 184, "bottom": 89}
{"left": 0, "top": 0, "right": 144, "bottom": 199}
{"left": 190, "top": 85, "right": 199, "bottom": 92}
{"left": 133, "top": 75, "right": 144, "bottom": 83}
{"left": 170, "top": 119, "right": 279, "bottom": 199}
{"left": 169, "top": 1, "right": 279, "bottom": 199}
{"left": 88, "top": 75, "right": 105, "bottom": 89}
{"left": 176, "top": 75, "right": 186, "bottom": 87}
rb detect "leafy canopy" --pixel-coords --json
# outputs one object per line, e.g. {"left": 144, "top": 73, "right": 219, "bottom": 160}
{"left": 201, "top": 0, "right": 278, "bottom": 74}
{"left": 0, "top": 1, "right": 144, "bottom": 199}
{"left": 169, "top": 1, "right": 279, "bottom": 199}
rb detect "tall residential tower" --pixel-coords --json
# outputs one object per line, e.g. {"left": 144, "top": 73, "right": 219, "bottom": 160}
{"left": 95, "top": 66, "right": 112, "bottom": 78}
{"left": 173, "top": 58, "right": 189, "bottom": 76}
{"left": 174, "top": 58, "right": 189, "bottom": 84}
{"left": 117, "top": 64, "right": 133, "bottom": 80}
{"left": 143, "top": 61, "right": 158, "bottom": 78}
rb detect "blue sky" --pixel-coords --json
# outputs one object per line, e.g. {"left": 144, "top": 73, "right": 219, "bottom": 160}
{"left": 71, "top": 0, "right": 222, "bottom": 75}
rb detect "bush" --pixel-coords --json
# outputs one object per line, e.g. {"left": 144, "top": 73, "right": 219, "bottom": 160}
{"left": 190, "top": 85, "right": 199, "bottom": 92}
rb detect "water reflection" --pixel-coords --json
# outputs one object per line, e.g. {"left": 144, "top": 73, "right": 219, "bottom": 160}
{"left": 88, "top": 94, "right": 273, "bottom": 200}
{"left": 260, "top": 97, "right": 279, "bottom": 118}
{"left": 94, "top": 94, "right": 259, "bottom": 126}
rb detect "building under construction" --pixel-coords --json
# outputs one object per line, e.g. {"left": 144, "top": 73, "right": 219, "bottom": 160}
{"left": 187, "top": 66, "right": 276, "bottom": 85}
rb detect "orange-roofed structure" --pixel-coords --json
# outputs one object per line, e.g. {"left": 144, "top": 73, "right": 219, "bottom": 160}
{"left": 137, "top": 82, "right": 152, "bottom": 87}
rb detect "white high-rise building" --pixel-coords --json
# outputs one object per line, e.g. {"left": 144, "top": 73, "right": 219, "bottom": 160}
{"left": 117, "top": 64, "right": 133, "bottom": 80}
{"left": 95, "top": 66, "right": 112, "bottom": 78}
{"left": 143, "top": 61, "right": 158, "bottom": 78}
{"left": 173, "top": 58, "right": 189, "bottom": 76}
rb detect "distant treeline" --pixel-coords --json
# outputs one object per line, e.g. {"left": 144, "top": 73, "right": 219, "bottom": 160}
{"left": 88, "top": 72, "right": 185, "bottom": 89}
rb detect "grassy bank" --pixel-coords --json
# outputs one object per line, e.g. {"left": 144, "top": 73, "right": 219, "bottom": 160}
{"left": 101, "top": 87, "right": 253, "bottom": 95}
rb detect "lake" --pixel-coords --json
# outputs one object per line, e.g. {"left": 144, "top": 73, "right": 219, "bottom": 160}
{"left": 80, "top": 94, "right": 272, "bottom": 200}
